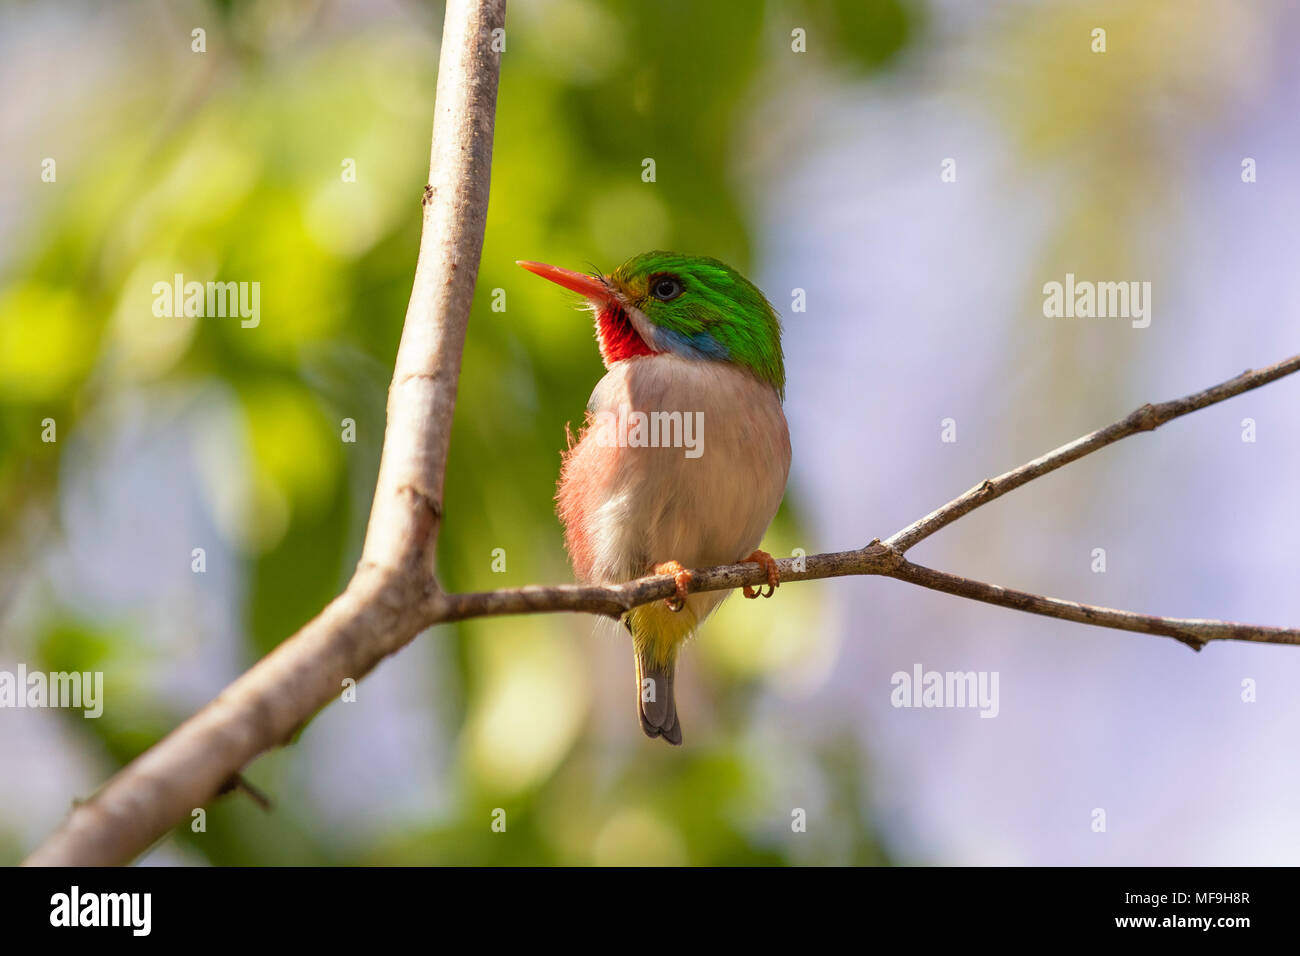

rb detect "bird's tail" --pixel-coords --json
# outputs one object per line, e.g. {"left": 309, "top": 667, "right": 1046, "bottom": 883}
{"left": 633, "top": 636, "right": 682, "bottom": 746}
{"left": 628, "top": 599, "right": 699, "bottom": 745}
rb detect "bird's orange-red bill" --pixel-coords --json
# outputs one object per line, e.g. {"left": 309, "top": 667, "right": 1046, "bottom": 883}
{"left": 516, "top": 260, "right": 610, "bottom": 300}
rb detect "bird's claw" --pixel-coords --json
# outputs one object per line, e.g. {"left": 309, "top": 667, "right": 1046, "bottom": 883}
{"left": 742, "top": 549, "right": 780, "bottom": 599}
{"left": 653, "top": 560, "right": 693, "bottom": 612}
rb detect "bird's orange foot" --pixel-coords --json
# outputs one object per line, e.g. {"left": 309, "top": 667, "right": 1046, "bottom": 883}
{"left": 653, "top": 560, "right": 693, "bottom": 612}
{"left": 742, "top": 549, "right": 780, "bottom": 599}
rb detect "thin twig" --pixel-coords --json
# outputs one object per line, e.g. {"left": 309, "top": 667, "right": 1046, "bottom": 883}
{"left": 886, "top": 560, "right": 1300, "bottom": 651}
{"left": 218, "top": 773, "right": 274, "bottom": 812}
{"left": 432, "top": 541, "right": 1300, "bottom": 653}
{"left": 885, "top": 354, "right": 1300, "bottom": 554}
{"left": 433, "top": 546, "right": 901, "bottom": 622}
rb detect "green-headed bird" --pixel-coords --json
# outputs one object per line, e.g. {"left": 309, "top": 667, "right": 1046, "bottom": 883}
{"left": 519, "top": 252, "right": 790, "bottom": 745}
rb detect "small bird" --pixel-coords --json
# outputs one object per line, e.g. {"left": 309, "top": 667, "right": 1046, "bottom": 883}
{"left": 519, "top": 252, "right": 790, "bottom": 745}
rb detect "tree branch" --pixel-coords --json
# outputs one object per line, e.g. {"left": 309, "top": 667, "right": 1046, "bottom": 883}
{"left": 23, "top": 0, "right": 505, "bottom": 867}
{"left": 886, "top": 560, "right": 1300, "bottom": 651}
{"left": 433, "top": 546, "right": 902, "bottom": 622}
{"left": 884, "top": 354, "right": 1300, "bottom": 554}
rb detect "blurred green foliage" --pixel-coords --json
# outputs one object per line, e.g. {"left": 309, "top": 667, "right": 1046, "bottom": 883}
{"left": 0, "top": 0, "right": 912, "bottom": 865}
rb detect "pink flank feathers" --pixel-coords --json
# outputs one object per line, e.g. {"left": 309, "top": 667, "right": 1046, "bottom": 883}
{"left": 556, "top": 415, "right": 620, "bottom": 583}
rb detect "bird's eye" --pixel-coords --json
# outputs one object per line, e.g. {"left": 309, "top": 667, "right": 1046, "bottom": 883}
{"left": 650, "top": 276, "right": 684, "bottom": 302}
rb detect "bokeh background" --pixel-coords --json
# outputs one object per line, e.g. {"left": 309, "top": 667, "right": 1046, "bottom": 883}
{"left": 2, "top": 0, "right": 1298, "bottom": 865}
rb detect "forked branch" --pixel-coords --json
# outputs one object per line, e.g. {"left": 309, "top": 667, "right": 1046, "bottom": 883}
{"left": 433, "top": 352, "right": 1300, "bottom": 652}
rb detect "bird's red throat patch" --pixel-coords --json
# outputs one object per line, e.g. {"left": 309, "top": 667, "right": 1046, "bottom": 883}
{"left": 595, "top": 302, "right": 656, "bottom": 365}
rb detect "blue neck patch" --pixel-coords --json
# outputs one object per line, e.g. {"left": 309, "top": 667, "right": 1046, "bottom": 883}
{"left": 648, "top": 324, "right": 731, "bottom": 362}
